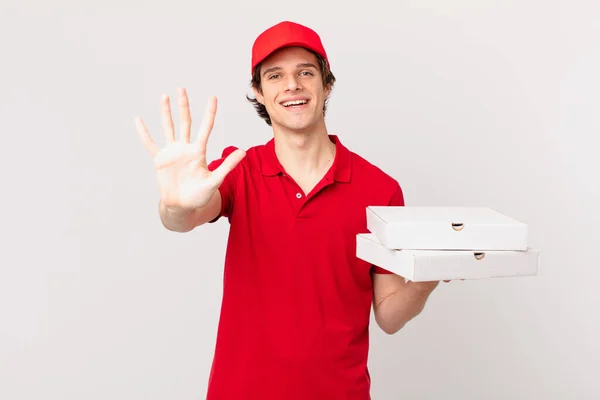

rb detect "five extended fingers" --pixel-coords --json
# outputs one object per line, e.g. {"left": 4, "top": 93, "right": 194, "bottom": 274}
{"left": 136, "top": 89, "right": 217, "bottom": 160}
{"left": 136, "top": 89, "right": 243, "bottom": 184}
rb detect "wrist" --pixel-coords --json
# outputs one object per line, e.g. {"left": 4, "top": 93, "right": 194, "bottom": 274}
{"left": 160, "top": 200, "right": 195, "bottom": 215}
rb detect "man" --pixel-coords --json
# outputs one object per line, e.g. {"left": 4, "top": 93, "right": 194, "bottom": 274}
{"left": 136, "top": 21, "right": 443, "bottom": 400}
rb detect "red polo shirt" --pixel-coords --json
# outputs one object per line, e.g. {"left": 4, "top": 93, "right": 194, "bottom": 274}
{"left": 205, "top": 135, "right": 404, "bottom": 400}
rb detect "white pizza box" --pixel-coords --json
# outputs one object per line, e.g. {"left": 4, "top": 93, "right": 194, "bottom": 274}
{"left": 366, "top": 206, "right": 528, "bottom": 251}
{"left": 356, "top": 233, "right": 539, "bottom": 282}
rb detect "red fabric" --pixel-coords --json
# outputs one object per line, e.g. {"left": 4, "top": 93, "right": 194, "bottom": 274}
{"left": 205, "top": 135, "right": 404, "bottom": 399}
{"left": 251, "top": 21, "right": 330, "bottom": 73}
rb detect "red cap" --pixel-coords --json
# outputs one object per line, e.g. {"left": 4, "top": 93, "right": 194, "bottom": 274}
{"left": 251, "top": 21, "right": 329, "bottom": 74}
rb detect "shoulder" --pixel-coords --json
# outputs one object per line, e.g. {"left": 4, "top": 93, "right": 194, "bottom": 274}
{"left": 350, "top": 149, "right": 401, "bottom": 188}
{"left": 344, "top": 146, "right": 405, "bottom": 206}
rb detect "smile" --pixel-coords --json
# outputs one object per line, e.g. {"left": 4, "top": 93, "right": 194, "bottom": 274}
{"left": 281, "top": 99, "right": 309, "bottom": 107}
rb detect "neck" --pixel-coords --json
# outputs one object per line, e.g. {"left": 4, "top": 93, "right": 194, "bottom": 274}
{"left": 272, "top": 122, "right": 336, "bottom": 179}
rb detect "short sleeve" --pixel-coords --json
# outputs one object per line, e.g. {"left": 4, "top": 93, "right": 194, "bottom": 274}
{"left": 207, "top": 146, "right": 240, "bottom": 223}
{"left": 388, "top": 183, "right": 405, "bottom": 207}
{"left": 371, "top": 182, "right": 405, "bottom": 274}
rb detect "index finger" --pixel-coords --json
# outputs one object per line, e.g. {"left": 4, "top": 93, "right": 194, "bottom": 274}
{"left": 193, "top": 96, "right": 217, "bottom": 158}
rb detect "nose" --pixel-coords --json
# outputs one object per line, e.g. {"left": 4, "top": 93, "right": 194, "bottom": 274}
{"left": 285, "top": 74, "right": 302, "bottom": 91}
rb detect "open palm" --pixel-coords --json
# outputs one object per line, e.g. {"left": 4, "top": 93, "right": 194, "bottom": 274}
{"left": 135, "top": 88, "right": 245, "bottom": 211}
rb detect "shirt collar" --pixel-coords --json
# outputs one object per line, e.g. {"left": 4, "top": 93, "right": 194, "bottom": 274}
{"left": 260, "top": 134, "right": 352, "bottom": 182}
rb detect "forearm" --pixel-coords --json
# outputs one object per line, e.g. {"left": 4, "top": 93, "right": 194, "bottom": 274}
{"left": 374, "top": 284, "right": 436, "bottom": 334}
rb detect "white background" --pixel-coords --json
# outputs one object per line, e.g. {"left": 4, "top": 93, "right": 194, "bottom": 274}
{"left": 1, "top": 0, "right": 598, "bottom": 399}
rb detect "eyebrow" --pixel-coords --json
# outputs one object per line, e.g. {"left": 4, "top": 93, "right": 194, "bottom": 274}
{"left": 262, "top": 62, "right": 318, "bottom": 77}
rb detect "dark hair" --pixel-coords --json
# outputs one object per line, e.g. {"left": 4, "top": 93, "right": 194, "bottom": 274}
{"left": 246, "top": 49, "right": 336, "bottom": 126}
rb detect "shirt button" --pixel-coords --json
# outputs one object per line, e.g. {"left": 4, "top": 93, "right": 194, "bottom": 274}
{"left": 296, "top": 193, "right": 302, "bottom": 199}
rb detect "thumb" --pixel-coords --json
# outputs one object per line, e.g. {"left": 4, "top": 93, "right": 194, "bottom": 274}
{"left": 210, "top": 149, "right": 247, "bottom": 184}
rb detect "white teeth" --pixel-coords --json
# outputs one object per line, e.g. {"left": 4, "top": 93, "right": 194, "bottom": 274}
{"left": 282, "top": 100, "right": 307, "bottom": 107}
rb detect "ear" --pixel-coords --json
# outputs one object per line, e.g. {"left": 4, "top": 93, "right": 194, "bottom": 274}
{"left": 324, "top": 82, "right": 332, "bottom": 98}
{"left": 252, "top": 86, "right": 265, "bottom": 105}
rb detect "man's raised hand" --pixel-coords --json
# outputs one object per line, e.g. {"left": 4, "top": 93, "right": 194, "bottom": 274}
{"left": 135, "top": 88, "right": 246, "bottom": 212}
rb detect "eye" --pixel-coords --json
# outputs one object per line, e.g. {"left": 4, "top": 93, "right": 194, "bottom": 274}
{"left": 300, "top": 71, "right": 314, "bottom": 76}
{"left": 268, "top": 74, "right": 280, "bottom": 80}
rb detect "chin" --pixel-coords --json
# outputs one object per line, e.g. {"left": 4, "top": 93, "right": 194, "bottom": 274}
{"left": 276, "top": 115, "right": 319, "bottom": 132}
{"left": 283, "top": 121, "right": 315, "bottom": 133}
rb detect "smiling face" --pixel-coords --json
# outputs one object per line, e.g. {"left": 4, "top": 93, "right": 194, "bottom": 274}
{"left": 253, "top": 46, "right": 332, "bottom": 133}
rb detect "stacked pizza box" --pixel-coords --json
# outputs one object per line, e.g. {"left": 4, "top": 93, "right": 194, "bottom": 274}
{"left": 356, "top": 206, "right": 540, "bottom": 282}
